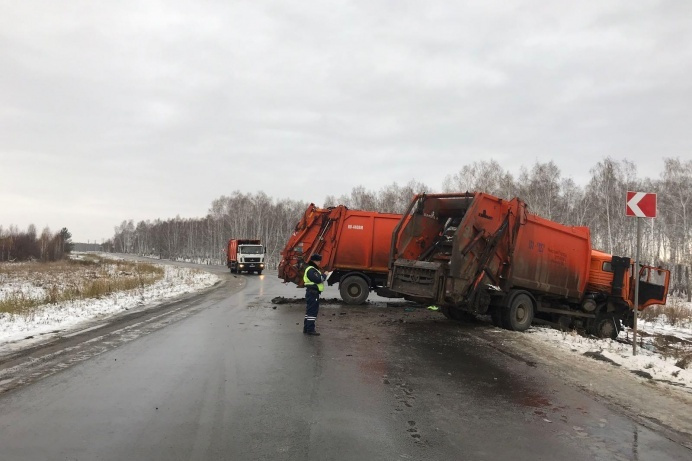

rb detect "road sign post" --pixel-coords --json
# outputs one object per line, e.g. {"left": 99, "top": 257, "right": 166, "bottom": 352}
{"left": 625, "top": 191, "right": 657, "bottom": 356}
{"left": 633, "top": 219, "right": 641, "bottom": 356}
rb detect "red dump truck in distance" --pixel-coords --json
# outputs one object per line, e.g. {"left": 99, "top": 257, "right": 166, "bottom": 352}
{"left": 227, "top": 239, "right": 265, "bottom": 274}
{"left": 388, "top": 192, "right": 670, "bottom": 338}
{"left": 278, "top": 204, "right": 403, "bottom": 304}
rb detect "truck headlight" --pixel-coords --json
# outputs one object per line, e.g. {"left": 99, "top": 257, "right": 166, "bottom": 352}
{"left": 239, "top": 264, "right": 244, "bottom": 267}
{"left": 260, "top": 264, "right": 264, "bottom": 268}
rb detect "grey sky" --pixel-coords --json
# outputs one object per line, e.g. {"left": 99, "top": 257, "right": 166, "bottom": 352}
{"left": 1, "top": 0, "right": 690, "bottom": 242}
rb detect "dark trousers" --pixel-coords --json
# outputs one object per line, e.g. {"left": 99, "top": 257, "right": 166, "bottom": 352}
{"left": 304, "top": 289, "right": 320, "bottom": 332}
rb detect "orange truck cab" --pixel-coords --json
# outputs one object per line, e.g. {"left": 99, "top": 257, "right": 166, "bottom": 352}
{"left": 588, "top": 250, "right": 669, "bottom": 310}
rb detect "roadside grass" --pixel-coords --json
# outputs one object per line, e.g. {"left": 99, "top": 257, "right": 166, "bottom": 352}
{"left": 0, "top": 256, "right": 165, "bottom": 316}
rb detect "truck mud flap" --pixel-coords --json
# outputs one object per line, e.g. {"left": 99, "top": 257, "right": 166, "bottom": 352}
{"left": 391, "top": 259, "right": 444, "bottom": 299}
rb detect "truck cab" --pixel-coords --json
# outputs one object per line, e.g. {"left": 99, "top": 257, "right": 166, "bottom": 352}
{"left": 588, "top": 250, "right": 669, "bottom": 310}
{"left": 227, "top": 239, "right": 265, "bottom": 275}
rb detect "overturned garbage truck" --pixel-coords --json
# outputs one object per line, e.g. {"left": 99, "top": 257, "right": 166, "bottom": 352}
{"left": 388, "top": 192, "right": 670, "bottom": 338}
{"left": 279, "top": 204, "right": 403, "bottom": 304}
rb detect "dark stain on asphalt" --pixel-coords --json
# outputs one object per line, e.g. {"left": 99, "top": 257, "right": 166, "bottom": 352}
{"left": 583, "top": 351, "right": 621, "bottom": 366}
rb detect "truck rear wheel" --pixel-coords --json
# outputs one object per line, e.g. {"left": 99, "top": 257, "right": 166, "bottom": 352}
{"left": 502, "top": 293, "right": 534, "bottom": 331}
{"left": 339, "top": 276, "right": 369, "bottom": 305}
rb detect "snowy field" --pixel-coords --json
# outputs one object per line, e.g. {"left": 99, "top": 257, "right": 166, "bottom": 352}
{"left": 0, "top": 258, "right": 219, "bottom": 355}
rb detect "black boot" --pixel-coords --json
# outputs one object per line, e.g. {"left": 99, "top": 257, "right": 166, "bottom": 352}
{"left": 305, "top": 331, "right": 321, "bottom": 336}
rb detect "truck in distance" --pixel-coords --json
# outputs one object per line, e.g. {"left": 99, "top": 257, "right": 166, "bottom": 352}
{"left": 227, "top": 239, "right": 265, "bottom": 275}
{"left": 388, "top": 192, "right": 670, "bottom": 338}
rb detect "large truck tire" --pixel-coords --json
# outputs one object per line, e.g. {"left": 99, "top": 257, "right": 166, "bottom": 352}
{"left": 502, "top": 292, "right": 534, "bottom": 331}
{"left": 257, "top": 270, "right": 263, "bottom": 275}
{"left": 339, "top": 276, "right": 370, "bottom": 305}
{"left": 590, "top": 315, "right": 619, "bottom": 339}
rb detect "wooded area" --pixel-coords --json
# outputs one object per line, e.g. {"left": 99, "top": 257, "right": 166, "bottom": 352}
{"left": 105, "top": 157, "right": 691, "bottom": 298}
{"left": 0, "top": 226, "right": 73, "bottom": 262}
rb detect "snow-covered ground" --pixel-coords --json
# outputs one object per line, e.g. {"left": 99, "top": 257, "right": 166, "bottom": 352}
{"left": 639, "top": 315, "right": 692, "bottom": 342}
{"left": 0, "top": 263, "right": 219, "bottom": 356}
{"left": 526, "top": 312, "right": 692, "bottom": 390}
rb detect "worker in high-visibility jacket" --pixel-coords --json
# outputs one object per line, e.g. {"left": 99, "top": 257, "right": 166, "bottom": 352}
{"left": 303, "top": 253, "right": 327, "bottom": 336}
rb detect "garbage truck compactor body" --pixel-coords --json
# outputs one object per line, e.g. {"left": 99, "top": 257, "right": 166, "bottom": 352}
{"left": 388, "top": 193, "right": 670, "bottom": 338}
{"left": 279, "top": 204, "right": 403, "bottom": 304}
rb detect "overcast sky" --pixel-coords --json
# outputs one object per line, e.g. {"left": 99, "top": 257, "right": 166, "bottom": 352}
{"left": 1, "top": 1, "right": 690, "bottom": 242}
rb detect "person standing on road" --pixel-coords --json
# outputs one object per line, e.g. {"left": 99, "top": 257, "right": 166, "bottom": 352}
{"left": 303, "top": 254, "right": 327, "bottom": 336}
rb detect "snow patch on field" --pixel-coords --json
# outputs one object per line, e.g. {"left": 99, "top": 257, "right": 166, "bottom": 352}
{"left": 526, "top": 326, "right": 692, "bottom": 390}
{"left": 639, "top": 316, "right": 692, "bottom": 342}
{"left": 0, "top": 265, "right": 219, "bottom": 354}
{"left": 0, "top": 281, "right": 47, "bottom": 302}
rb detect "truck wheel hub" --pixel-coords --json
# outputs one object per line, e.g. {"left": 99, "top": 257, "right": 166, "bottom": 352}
{"left": 516, "top": 306, "right": 526, "bottom": 321}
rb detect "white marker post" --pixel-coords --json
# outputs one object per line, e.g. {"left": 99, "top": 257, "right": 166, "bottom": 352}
{"left": 625, "top": 191, "right": 657, "bottom": 356}
{"left": 633, "top": 219, "right": 641, "bottom": 356}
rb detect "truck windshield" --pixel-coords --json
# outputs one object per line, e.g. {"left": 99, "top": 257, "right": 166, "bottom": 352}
{"left": 240, "top": 245, "right": 263, "bottom": 254}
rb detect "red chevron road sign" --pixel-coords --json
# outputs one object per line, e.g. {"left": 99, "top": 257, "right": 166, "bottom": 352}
{"left": 626, "top": 191, "right": 657, "bottom": 218}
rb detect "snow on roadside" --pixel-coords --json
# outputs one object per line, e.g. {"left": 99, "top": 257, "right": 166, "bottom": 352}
{"left": 0, "top": 265, "right": 219, "bottom": 354}
{"left": 639, "top": 317, "right": 692, "bottom": 342}
{"left": 526, "top": 327, "right": 692, "bottom": 390}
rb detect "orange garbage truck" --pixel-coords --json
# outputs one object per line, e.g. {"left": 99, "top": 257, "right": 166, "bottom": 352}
{"left": 227, "top": 239, "right": 265, "bottom": 274}
{"left": 387, "top": 192, "right": 670, "bottom": 338}
{"left": 278, "top": 204, "right": 403, "bottom": 304}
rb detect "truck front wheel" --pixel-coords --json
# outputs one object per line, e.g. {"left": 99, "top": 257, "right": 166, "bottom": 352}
{"left": 590, "top": 315, "right": 620, "bottom": 339}
{"left": 502, "top": 293, "right": 534, "bottom": 331}
{"left": 339, "top": 276, "right": 370, "bottom": 305}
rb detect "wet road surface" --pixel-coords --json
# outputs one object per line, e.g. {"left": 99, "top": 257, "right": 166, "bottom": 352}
{"left": 0, "top": 268, "right": 690, "bottom": 460}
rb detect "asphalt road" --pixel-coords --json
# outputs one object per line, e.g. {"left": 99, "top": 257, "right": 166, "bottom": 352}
{"left": 0, "top": 265, "right": 690, "bottom": 460}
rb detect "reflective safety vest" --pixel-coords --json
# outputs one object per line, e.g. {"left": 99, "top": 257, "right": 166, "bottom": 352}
{"left": 304, "top": 266, "right": 324, "bottom": 292}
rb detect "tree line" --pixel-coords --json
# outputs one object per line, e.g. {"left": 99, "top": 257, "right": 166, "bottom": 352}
{"left": 0, "top": 226, "right": 74, "bottom": 262}
{"left": 106, "top": 157, "right": 691, "bottom": 298}
{"left": 104, "top": 193, "right": 308, "bottom": 269}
